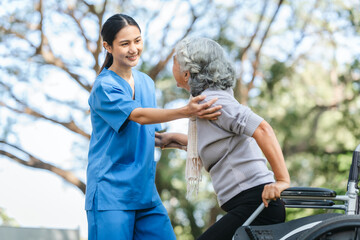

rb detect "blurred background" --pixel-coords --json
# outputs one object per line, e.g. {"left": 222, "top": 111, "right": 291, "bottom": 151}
{"left": 0, "top": 0, "right": 359, "bottom": 239}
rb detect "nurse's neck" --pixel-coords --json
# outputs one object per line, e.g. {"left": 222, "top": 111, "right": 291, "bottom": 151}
{"left": 109, "top": 65, "right": 132, "bottom": 82}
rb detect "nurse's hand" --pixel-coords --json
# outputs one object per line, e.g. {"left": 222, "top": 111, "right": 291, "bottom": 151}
{"left": 155, "top": 132, "right": 187, "bottom": 150}
{"left": 186, "top": 95, "right": 222, "bottom": 120}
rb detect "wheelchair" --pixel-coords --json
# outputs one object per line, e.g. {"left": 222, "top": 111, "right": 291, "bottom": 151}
{"left": 233, "top": 143, "right": 360, "bottom": 240}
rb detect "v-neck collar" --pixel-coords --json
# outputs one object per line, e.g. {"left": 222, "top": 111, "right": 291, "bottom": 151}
{"left": 107, "top": 68, "right": 137, "bottom": 100}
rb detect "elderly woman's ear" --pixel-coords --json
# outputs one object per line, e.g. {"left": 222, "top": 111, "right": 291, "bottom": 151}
{"left": 184, "top": 71, "right": 190, "bottom": 82}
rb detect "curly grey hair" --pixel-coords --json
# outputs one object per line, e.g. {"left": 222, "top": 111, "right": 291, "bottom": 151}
{"left": 174, "top": 37, "right": 235, "bottom": 96}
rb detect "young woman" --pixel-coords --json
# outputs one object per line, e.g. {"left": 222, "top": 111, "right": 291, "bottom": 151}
{"left": 158, "top": 37, "right": 290, "bottom": 240}
{"left": 85, "top": 14, "right": 221, "bottom": 240}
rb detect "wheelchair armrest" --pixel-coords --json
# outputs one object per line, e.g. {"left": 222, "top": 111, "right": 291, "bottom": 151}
{"left": 281, "top": 187, "right": 337, "bottom": 198}
{"left": 283, "top": 199, "right": 335, "bottom": 206}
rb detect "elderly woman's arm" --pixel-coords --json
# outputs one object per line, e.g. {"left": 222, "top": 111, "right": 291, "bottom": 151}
{"left": 155, "top": 132, "right": 188, "bottom": 150}
{"left": 252, "top": 120, "right": 290, "bottom": 207}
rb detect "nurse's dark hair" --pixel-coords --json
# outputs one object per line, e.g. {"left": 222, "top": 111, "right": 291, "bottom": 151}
{"left": 99, "top": 14, "right": 141, "bottom": 74}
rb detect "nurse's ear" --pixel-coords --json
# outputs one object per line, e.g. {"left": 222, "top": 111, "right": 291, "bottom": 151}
{"left": 103, "top": 41, "right": 112, "bottom": 54}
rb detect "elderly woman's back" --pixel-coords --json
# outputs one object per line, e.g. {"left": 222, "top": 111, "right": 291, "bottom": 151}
{"left": 171, "top": 37, "right": 290, "bottom": 240}
{"left": 197, "top": 88, "right": 274, "bottom": 206}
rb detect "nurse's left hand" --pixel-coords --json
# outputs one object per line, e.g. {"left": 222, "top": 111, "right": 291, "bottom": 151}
{"left": 187, "top": 95, "right": 222, "bottom": 120}
{"left": 155, "top": 132, "right": 187, "bottom": 150}
{"left": 155, "top": 132, "right": 172, "bottom": 148}
{"left": 197, "top": 104, "right": 222, "bottom": 120}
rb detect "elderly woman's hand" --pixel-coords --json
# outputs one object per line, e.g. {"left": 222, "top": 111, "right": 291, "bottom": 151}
{"left": 262, "top": 181, "right": 290, "bottom": 207}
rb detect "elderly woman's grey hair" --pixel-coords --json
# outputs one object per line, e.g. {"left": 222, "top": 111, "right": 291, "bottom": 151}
{"left": 174, "top": 37, "right": 235, "bottom": 96}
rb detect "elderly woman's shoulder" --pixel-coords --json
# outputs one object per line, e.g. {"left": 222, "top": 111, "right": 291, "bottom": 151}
{"left": 201, "top": 88, "right": 239, "bottom": 106}
{"left": 202, "top": 88, "right": 234, "bottom": 99}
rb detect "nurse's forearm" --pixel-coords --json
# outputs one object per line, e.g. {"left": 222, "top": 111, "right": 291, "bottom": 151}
{"left": 128, "top": 95, "right": 221, "bottom": 124}
{"left": 129, "top": 107, "right": 189, "bottom": 124}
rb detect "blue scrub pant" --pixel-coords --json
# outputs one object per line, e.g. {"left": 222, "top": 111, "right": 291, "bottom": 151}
{"left": 87, "top": 202, "right": 176, "bottom": 240}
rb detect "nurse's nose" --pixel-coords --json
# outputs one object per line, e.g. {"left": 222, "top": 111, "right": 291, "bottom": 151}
{"left": 129, "top": 43, "right": 137, "bottom": 54}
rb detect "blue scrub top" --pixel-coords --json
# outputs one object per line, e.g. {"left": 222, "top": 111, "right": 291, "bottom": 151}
{"left": 85, "top": 68, "right": 162, "bottom": 211}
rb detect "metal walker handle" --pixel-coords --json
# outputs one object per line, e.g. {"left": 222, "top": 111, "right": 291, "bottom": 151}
{"left": 242, "top": 201, "right": 269, "bottom": 226}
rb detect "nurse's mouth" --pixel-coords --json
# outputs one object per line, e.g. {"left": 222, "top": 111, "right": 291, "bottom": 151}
{"left": 127, "top": 55, "right": 138, "bottom": 61}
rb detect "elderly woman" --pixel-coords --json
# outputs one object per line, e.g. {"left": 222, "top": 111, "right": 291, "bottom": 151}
{"left": 158, "top": 37, "right": 290, "bottom": 240}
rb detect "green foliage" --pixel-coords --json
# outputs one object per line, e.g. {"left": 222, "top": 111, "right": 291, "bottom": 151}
{"left": 1, "top": 0, "right": 360, "bottom": 238}
{"left": 265, "top": 61, "right": 293, "bottom": 98}
{"left": 0, "top": 208, "right": 18, "bottom": 226}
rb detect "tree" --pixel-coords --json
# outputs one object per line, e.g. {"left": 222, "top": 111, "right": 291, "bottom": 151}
{"left": 1, "top": 0, "right": 359, "bottom": 239}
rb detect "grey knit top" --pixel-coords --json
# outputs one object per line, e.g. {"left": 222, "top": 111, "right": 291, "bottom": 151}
{"left": 197, "top": 88, "right": 275, "bottom": 206}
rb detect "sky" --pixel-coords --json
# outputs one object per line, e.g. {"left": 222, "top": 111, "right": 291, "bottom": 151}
{"left": 1, "top": 1, "right": 360, "bottom": 239}
{"left": 0, "top": 159, "right": 86, "bottom": 236}
{"left": 0, "top": 119, "right": 89, "bottom": 237}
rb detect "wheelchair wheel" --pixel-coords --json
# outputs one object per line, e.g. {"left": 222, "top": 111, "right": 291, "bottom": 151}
{"left": 298, "top": 215, "right": 360, "bottom": 240}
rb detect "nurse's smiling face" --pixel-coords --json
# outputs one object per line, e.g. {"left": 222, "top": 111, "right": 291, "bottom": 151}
{"left": 104, "top": 25, "right": 143, "bottom": 70}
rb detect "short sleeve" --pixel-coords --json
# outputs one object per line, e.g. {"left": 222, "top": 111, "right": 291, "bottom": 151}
{"left": 89, "top": 82, "right": 141, "bottom": 132}
{"left": 155, "top": 123, "right": 163, "bottom": 132}
{"left": 206, "top": 93, "right": 263, "bottom": 137}
{"left": 243, "top": 112, "right": 264, "bottom": 136}
{"left": 134, "top": 70, "right": 162, "bottom": 132}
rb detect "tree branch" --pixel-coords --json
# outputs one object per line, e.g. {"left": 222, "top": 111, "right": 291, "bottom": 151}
{"left": 285, "top": 0, "right": 319, "bottom": 61}
{"left": 1, "top": 16, "right": 93, "bottom": 92}
{"left": 93, "top": 0, "right": 108, "bottom": 74}
{"left": 1, "top": 102, "right": 90, "bottom": 139}
{"left": 249, "top": 0, "right": 284, "bottom": 89}
{"left": 147, "top": 0, "right": 212, "bottom": 80}
{"left": 235, "top": 0, "right": 282, "bottom": 103}
{"left": 238, "top": 0, "right": 269, "bottom": 60}
{"left": 66, "top": 0, "right": 108, "bottom": 74}
{"left": 0, "top": 140, "right": 86, "bottom": 194}
{"left": 0, "top": 82, "right": 90, "bottom": 139}
{"left": 0, "top": 25, "right": 37, "bottom": 49}
{"left": 283, "top": 94, "right": 358, "bottom": 156}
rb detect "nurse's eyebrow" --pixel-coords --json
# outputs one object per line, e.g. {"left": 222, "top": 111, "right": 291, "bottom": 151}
{"left": 119, "top": 36, "right": 142, "bottom": 44}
